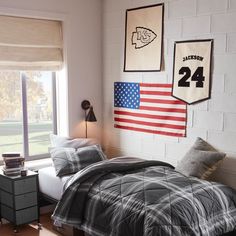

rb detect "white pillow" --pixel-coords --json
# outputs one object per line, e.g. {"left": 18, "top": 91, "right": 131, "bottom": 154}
{"left": 50, "top": 134, "right": 99, "bottom": 149}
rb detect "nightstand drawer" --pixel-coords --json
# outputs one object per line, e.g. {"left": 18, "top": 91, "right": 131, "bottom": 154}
{"left": 0, "top": 175, "right": 37, "bottom": 194}
{"left": 14, "top": 177, "right": 37, "bottom": 195}
{"left": 1, "top": 205, "right": 38, "bottom": 225}
{"left": 1, "top": 191, "right": 37, "bottom": 210}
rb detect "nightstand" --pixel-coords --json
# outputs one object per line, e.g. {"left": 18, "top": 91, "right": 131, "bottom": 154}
{"left": 0, "top": 169, "right": 40, "bottom": 232}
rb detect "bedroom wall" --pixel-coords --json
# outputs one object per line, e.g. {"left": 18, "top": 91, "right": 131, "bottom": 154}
{"left": 0, "top": 0, "right": 102, "bottom": 140}
{"left": 102, "top": 0, "right": 236, "bottom": 189}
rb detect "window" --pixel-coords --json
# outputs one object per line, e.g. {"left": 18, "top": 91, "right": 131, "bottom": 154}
{"left": 0, "top": 71, "right": 57, "bottom": 160}
{"left": 0, "top": 15, "right": 63, "bottom": 161}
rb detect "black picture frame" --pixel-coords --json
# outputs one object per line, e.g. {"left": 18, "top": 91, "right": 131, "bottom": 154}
{"left": 124, "top": 3, "right": 164, "bottom": 72}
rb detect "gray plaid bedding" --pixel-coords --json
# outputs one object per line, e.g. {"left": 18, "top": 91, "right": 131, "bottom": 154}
{"left": 52, "top": 157, "right": 236, "bottom": 236}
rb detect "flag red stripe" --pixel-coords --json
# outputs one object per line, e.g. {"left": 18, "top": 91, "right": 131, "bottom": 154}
{"left": 114, "top": 110, "right": 186, "bottom": 122}
{"left": 140, "top": 83, "right": 172, "bottom": 88}
{"left": 140, "top": 91, "right": 171, "bottom": 96}
{"left": 140, "top": 98, "right": 186, "bottom": 105}
{"left": 114, "top": 124, "right": 185, "bottom": 137}
{"left": 115, "top": 118, "right": 186, "bottom": 130}
{"left": 140, "top": 106, "right": 186, "bottom": 113}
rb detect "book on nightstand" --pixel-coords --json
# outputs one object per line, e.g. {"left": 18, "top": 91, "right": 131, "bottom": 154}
{"left": 2, "top": 152, "right": 25, "bottom": 176}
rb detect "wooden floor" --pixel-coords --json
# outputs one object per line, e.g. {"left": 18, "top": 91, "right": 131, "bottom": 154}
{"left": 0, "top": 213, "right": 61, "bottom": 236}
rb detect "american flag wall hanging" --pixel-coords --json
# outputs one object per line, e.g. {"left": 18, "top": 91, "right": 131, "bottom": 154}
{"left": 114, "top": 82, "right": 187, "bottom": 137}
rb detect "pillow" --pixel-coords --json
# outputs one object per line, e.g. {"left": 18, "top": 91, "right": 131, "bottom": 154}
{"left": 175, "top": 137, "right": 226, "bottom": 179}
{"left": 50, "top": 145, "right": 106, "bottom": 177}
{"left": 50, "top": 147, "right": 76, "bottom": 177}
{"left": 50, "top": 134, "right": 98, "bottom": 149}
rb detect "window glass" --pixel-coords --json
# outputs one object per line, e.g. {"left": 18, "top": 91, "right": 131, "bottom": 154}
{"left": 25, "top": 71, "right": 54, "bottom": 156}
{"left": 0, "top": 71, "right": 56, "bottom": 161}
{"left": 0, "top": 71, "right": 23, "bottom": 157}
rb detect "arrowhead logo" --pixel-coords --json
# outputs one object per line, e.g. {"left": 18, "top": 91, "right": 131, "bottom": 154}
{"left": 132, "top": 27, "right": 157, "bottom": 49}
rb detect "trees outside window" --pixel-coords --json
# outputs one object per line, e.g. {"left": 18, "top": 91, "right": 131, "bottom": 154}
{"left": 0, "top": 71, "right": 57, "bottom": 160}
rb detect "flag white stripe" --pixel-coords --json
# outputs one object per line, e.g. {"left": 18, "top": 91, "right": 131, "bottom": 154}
{"left": 141, "top": 94, "right": 182, "bottom": 101}
{"left": 140, "top": 86, "right": 172, "bottom": 92}
{"left": 114, "top": 121, "right": 185, "bottom": 134}
{"left": 114, "top": 107, "right": 186, "bottom": 118}
{"left": 115, "top": 114, "right": 186, "bottom": 126}
{"left": 140, "top": 102, "right": 186, "bottom": 109}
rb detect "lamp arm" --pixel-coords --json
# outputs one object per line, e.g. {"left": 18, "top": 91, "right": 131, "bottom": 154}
{"left": 85, "top": 110, "right": 88, "bottom": 138}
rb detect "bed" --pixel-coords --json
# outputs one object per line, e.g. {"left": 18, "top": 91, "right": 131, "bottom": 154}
{"left": 38, "top": 137, "right": 236, "bottom": 236}
{"left": 39, "top": 156, "right": 236, "bottom": 236}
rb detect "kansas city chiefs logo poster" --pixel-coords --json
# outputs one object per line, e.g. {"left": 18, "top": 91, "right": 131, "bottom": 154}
{"left": 124, "top": 4, "right": 164, "bottom": 72}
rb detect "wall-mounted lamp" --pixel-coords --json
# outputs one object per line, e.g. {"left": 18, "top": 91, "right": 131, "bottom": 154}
{"left": 81, "top": 100, "right": 97, "bottom": 138}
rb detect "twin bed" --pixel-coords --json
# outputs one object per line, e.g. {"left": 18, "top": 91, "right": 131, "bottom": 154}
{"left": 38, "top": 137, "right": 236, "bottom": 236}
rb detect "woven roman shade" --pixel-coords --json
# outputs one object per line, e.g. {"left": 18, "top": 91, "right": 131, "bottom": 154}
{"left": 0, "top": 15, "right": 63, "bottom": 70}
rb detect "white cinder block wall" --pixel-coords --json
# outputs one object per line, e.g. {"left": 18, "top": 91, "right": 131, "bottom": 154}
{"left": 102, "top": 0, "right": 236, "bottom": 188}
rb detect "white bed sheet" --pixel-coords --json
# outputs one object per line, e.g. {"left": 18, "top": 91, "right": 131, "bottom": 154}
{"left": 38, "top": 166, "right": 73, "bottom": 201}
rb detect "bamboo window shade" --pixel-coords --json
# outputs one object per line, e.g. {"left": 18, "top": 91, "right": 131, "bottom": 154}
{"left": 0, "top": 15, "right": 63, "bottom": 70}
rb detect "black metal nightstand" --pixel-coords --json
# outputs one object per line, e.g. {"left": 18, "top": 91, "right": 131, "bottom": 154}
{"left": 0, "top": 169, "right": 41, "bottom": 232}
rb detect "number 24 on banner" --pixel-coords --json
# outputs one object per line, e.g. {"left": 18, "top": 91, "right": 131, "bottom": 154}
{"left": 172, "top": 39, "right": 213, "bottom": 105}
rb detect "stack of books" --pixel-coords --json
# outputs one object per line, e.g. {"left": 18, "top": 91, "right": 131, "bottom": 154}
{"left": 2, "top": 152, "right": 25, "bottom": 176}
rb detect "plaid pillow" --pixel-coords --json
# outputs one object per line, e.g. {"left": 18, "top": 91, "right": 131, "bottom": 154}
{"left": 51, "top": 145, "right": 106, "bottom": 177}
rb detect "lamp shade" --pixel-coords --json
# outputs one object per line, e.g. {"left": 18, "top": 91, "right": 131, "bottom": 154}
{"left": 86, "top": 106, "right": 97, "bottom": 122}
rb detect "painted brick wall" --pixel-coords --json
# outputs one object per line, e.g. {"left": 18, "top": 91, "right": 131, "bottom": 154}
{"left": 102, "top": 0, "right": 236, "bottom": 188}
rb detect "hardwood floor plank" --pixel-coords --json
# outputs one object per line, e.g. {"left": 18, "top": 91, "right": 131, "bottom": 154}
{"left": 0, "top": 213, "right": 61, "bottom": 236}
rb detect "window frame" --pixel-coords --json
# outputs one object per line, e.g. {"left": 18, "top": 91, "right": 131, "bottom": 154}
{"left": 21, "top": 71, "right": 57, "bottom": 161}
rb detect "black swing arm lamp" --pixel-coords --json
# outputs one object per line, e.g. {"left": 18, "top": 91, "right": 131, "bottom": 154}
{"left": 81, "top": 100, "right": 97, "bottom": 138}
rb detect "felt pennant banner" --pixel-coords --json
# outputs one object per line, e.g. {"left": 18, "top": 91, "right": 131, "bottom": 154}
{"left": 172, "top": 39, "right": 213, "bottom": 104}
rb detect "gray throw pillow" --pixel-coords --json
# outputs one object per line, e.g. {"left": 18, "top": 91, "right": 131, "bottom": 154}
{"left": 175, "top": 137, "right": 226, "bottom": 179}
{"left": 51, "top": 145, "right": 106, "bottom": 177}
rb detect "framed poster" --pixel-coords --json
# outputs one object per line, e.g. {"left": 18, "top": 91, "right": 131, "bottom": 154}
{"left": 124, "top": 3, "right": 164, "bottom": 72}
{"left": 172, "top": 39, "right": 213, "bottom": 105}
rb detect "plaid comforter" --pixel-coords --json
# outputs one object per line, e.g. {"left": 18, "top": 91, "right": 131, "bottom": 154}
{"left": 52, "top": 157, "right": 236, "bottom": 236}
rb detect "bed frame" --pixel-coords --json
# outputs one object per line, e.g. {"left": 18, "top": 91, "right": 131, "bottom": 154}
{"left": 53, "top": 224, "right": 84, "bottom": 236}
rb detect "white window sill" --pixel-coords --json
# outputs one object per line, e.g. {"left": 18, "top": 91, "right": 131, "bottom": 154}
{"left": 0, "top": 158, "right": 53, "bottom": 171}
